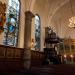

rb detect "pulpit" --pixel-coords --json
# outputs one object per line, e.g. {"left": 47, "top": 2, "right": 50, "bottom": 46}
{"left": 43, "top": 27, "right": 61, "bottom": 64}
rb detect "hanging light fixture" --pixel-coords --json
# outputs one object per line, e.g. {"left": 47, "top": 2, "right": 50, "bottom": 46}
{"left": 68, "top": 0, "right": 75, "bottom": 28}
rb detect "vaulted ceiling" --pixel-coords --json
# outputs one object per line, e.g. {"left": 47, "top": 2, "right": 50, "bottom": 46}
{"left": 25, "top": 0, "right": 75, "bottom": 38}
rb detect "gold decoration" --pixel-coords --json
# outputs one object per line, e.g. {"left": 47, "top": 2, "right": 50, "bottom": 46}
{"left": 0, "top": 1, "right": 6, "bottom": 14}
{"left": 0, "top": 1, "right": 6, "bottom": 33}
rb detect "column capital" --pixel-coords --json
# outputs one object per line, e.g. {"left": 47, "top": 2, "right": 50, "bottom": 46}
{"left": 25, "top": 11, "right": 35, "bottom": 18}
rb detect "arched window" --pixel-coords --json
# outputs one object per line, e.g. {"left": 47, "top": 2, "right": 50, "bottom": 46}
{"left": 3, "top": 0, "right": 20, "bottom": 46}
{"left": 35, "top": 15, "right": 41, "bottom": 50}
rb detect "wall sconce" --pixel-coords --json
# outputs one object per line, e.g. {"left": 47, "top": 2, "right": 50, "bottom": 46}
{"left": 70, "top": 54, "right": 74, "bottom": 58}
{"left": 64, "top": 54, "right": 67, "bottom": 58}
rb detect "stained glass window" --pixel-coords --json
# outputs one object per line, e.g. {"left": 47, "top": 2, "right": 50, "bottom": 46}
{"left": 3, "top": 0, "right": 20, "bottom": 46}
{"left": 35, "top": 15, "right": 41, "bottom": 50}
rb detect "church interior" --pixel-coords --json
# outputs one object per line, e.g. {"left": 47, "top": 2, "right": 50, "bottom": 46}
{"left": 0, "top": 0, "right": 75, "bottom": 75}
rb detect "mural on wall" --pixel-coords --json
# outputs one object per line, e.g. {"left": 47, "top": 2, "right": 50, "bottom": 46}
{"left": 0, "top": 1, "right": 6, "bottom": 33}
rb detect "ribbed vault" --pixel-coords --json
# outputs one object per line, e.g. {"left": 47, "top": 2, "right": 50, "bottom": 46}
{"left": 25, "top": 0, "right": 75, "bottom": 38}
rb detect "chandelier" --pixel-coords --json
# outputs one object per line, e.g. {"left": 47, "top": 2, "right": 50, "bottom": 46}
{"left": 68, "top": 16, "right": 75, "bottom": 28}
{"left": 68, "top": 0, "right": 75, "bottom": 28}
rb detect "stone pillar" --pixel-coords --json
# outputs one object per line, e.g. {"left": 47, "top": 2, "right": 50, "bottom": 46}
{"left": 24, "top": 11, "right": 34, "bottom": 70}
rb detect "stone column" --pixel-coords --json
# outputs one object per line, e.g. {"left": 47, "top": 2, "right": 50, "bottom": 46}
{"left": 24, "top": 11, "right": 34, "bottom": 70}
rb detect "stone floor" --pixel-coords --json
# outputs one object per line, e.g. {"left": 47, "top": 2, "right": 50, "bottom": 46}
{"left": 31, "top": 65, "right": 75, "bottom": 75}
{"left": 0, "top": 64, "right": 75, "bottom": 75}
